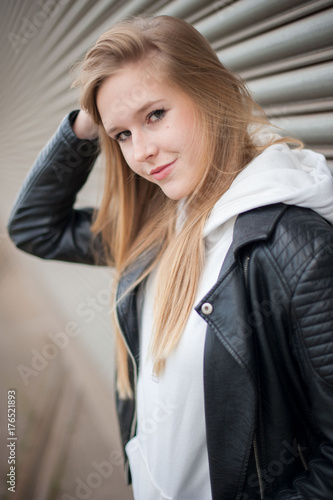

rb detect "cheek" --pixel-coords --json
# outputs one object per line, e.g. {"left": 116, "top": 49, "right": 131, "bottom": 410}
{"left": 162, "top": 126, "right": 186, "bottom": 153}
{"left": 172, "top": 117, "right": 195, "bottom": 150}
{"left": 119, "top": 147, "right": 135, "bottom": 171}
{"left": 120, "top": 148, "right": 150, "bottom": 179}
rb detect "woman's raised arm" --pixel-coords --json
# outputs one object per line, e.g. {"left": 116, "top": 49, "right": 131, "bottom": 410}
{"left": 7, "top": 110, "right": 107, "bottom": 266}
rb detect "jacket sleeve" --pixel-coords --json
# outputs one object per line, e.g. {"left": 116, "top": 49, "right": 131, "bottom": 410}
{"left": 7, "top": 110, "right": 107, "bottom": 265}
{"left": 275, "top": 215, "right": 333, "bottom": 499}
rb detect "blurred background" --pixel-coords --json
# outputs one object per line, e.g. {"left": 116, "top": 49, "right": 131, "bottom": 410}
{"left": 0, "top": 0, "right": 332, "bottom": 499}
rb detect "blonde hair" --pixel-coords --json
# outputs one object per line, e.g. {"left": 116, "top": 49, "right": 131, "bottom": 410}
{"left": 72, "top": 15, "right": 301, "bottom": 398}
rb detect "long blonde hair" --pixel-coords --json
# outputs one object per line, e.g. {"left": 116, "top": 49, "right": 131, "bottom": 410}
{"left": 73, "top": 15, "right": 301, "bottom": 398}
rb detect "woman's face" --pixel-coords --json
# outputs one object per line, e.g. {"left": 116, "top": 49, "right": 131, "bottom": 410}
{"left": 96, "top": 64, "right": 203, "bottom": 200}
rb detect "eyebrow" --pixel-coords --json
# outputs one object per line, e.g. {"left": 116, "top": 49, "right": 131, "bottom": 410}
{"left": 106, "top": 99, "right": 163, "bottom": 135}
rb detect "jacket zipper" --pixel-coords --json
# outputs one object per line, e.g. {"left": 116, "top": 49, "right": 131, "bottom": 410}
{"left": 243, "top": 255, "right": 265, "bottom": 500}
{"left": 243, "top": 255, "right": 250, "bottom": 288}
{"left": 253, "top": 434, "right": 264, "bottom": 499}
{"left": 298, "top": 443, "right": 309, "bottom": 471}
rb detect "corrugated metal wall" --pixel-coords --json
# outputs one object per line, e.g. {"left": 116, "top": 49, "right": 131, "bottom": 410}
{"left": 0, "top": 1, "right": 332, "bottom": 498}
{"left": 1, "top": 0, "right": 332, "bottom": 395}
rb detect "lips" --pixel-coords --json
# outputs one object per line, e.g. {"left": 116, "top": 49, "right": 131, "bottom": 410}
{"left": 150, "top": 160, "right": 176, "bottom": 181}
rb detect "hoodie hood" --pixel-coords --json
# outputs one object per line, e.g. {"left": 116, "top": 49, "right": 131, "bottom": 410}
{"left": 203, "top": 142, "right": 333, "bottom": 242}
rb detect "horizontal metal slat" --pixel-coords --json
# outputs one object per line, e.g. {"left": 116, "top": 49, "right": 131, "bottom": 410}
{"left": 240, "top": 48, "right": 333, "bottom": 80}
{"left": 248, "top": 62, "right": 333, "bottom": 105}
{"left": 157, "top": 0, "right": 210, "bottom": 18}
{"left": 310, "top": 146, "right": 333, "bottom": 159}
{"left": 217, "top": 8, "right": 333, "bottom": 71}
{"left": 108, "top": 0, "right": 159, "bottom": 23}
{"left": 195, "top": 0, "right": 311, "bottom": 41}
{"left": 264, "top": 99, "right": 333, "bottom": 117}
{"left": 271, "top": 112, "right": 333, "bottom": 144}
{"left": 186, "top": 0, "right": 235, "bottom": 24}
{"left": 211, "top": 0, "right": 333, "bottom": 51}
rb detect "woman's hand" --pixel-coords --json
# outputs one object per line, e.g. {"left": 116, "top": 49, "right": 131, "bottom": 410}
{"left": 72, "top": 109, "right": 99, "bottom": 140}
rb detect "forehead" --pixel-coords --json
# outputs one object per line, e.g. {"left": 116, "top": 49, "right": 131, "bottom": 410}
{"left": 96, "top": 64, "right": 165, "bottom": 122}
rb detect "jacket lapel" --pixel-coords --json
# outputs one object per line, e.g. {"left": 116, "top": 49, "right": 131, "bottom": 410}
{"left": 196, "top": 252, "right": 257, "bottom": 498}
{"left": 195, "top": 203, "right": 287, "bottom": 498}
{"left": 196, "top": 203, "right": 288, "bottom": 374}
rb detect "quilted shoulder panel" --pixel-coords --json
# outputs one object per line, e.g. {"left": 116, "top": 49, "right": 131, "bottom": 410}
{"left": 268, "top": 207, "right": 333, "bottom": 385}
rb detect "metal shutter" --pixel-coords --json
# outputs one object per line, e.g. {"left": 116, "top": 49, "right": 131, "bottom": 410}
{"left": 1, "top": 0, "right": 332, "bottom": 189}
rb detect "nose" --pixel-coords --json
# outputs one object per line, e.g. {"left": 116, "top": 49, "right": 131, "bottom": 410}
{"left": 132, "top": 132, "right": 158, "bottom": 162}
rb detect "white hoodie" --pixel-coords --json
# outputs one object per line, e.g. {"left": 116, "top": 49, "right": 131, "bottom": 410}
{"left": 126, "top": 143, "right": 333, "bottom": 500}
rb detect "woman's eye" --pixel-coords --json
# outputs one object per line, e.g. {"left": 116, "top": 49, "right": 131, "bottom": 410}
{"left": 115, "top": 130, "right": 131, "bottom": 142}
{"left": 148, "top": 109, "right": 165, "bottom": 123}
{"left": 113, "top": 109, "right": 165, "bottom": 142}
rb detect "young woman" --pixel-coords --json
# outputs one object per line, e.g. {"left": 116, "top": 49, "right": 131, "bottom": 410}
{"left": 7, "top": 15, "right": 333, "bottom": 500}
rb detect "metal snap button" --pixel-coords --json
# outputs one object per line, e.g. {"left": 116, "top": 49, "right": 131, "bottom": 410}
{"left": 201, "top": 302, "right": 213, "bottom": 315}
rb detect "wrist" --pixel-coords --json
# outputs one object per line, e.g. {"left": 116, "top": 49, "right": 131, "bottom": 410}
{"left": 72, "top": 110, "right": 99, "bottom": 140}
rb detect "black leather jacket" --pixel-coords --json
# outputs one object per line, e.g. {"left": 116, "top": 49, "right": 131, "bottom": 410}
{"left": 7, "top": 112, "right": 333, "bottom": 499}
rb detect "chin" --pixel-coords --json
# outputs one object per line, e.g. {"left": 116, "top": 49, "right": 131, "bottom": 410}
{"left": 163, "top": 191, "right": 187, "bottom": 201}
{"left": 161, "top": 184, "right": 191, "bottom": 201}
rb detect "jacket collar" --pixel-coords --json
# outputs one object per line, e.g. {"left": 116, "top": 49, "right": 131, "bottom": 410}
{"left": 233, "top": 203, "right": 288, "bottom": 259}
